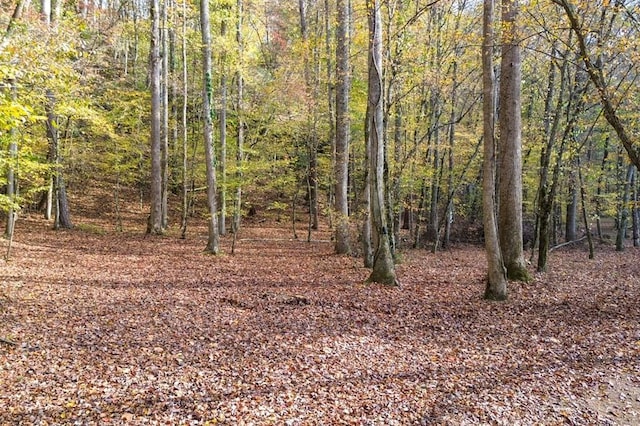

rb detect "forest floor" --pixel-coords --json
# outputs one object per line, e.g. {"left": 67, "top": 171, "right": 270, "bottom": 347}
{"left": 1, "top": 207, "right": 640, "bottom": 425}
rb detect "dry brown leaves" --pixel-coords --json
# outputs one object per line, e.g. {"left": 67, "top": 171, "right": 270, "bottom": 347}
{"left": 1, "top": 215, "right": 639, "bottom": 425}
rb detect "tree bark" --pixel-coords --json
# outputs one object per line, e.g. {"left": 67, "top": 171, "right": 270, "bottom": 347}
{"left": 45, "top": 90, "right": 72, "bottom": 230}
{"left": 482, "top": 0, "right": 507, "bottom": 300}
{"left": 334, "top": 0, "right": 351, "bottom": 255}
{"left": 180, "top": 0, "right": 188, "bottom": 239}
{"left": 497, "top": 0, "right": 529, "bottom": 282}
{"left": 616, "top": 164, "right": 634, "bottom": 251}
{"left": 200, "top": 0, "right": 219, "bottom": 253}
{"left": 219, "top": 19, "right": 228, "bottom": 236}
{"left": 161, "top": 0, "right": 170, "bottom": 229}
{"left": 148, "top": 0, "right": 164, "bottom": 235}
{"left": 5, "top": 78, "right": 18, "bottom": 239}
{"left": 366, "top": 0, "right": 397, "bottom": 286}
{"left": 232, "top": 0, "right": 244, "bottom": 242}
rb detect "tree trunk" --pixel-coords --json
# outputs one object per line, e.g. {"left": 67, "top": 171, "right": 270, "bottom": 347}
{"left": 161, "top": 0, "right": 169, "bottom": 229}
{"left": 45, "top": 90, "right": 72, "bottom": 230}
{"left": 633, "top": 167, "right": 640, "bottom": 247}
{"left": 334, "top": 0, "right": 351, "bottom": 255}
{"left": 616, "top": 164, "right": 634, "bottom": 251}
{"left": 482, "top": 0, "right": 507, "bottom": 300}
{"left": 232, "top": 0, "right": 244, "bottom": 241}
{"left": 219, "top": 19, "right": 228, "bottom": 236}
{"left": 148, "top": 0, "right": 164, "bottom": 235}
{"left": 497, "top": 0, "right": 529, "bottom": 282}
{"left": 565, "top": 173, "right": 578, "bottom": 242}
{"left": 5, "top": 78, "right": 18, "bottom": 239}
{"left": 298, "top": 0, "right": 319, "bottom": 234}
{"left": 200, "top": 0, "right": 219, "bottom": 254}
{"left": 325, "top": 0, "right": 335, "bottom": 231}
{"left": 180, "top": 0, "right": 188, "bottom": 239}
{"left": 41, "top": 0, "right": 51, "bottom": 25}
{"left": 366, "top": 0, "right": 397, "bottom": 286}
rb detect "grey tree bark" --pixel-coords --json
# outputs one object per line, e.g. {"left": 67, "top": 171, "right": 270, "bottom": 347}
{"left": 148, "top": 0, "right": 164, "bottom": 235}
{"left": 200, "top": 0, "right": 219, "bottom": 253}
{"left": 219, "top": 19, "right": 228, "bottom": 236}
{"left": 161, "top": 0, "right": 169, "bottom": 229}
{"left": 366, "top": 0, "right": 397, "bottom": 286}
{"left": 497, "top": 0, "right": 529, "bottom": 282}
{"left": 334, "top": 0, "right": 351, "bottom": 255}
{"left": 5, "top": 78, "right": 17, "bottom": 239}
{"left": 180, "top": 0, "right": 188, "bottom": 239}
{"left": 482, "top": 0, "right": 507, "bottom": 300}
{"left": 298, "top": 0, "right": 319, "bottom": 234}
{"left": 616, "top": 164, "right": 634, "bottom": 251}
{"left": 232, "top": 0, "right": 244, "bottom": 247}
{"left": 45, "top": 91, "right": 72, "bottom": 230}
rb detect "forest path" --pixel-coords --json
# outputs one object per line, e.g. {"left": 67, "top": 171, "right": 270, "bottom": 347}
{"left": 1, "top": 214, "right": 639, "bottom": 424}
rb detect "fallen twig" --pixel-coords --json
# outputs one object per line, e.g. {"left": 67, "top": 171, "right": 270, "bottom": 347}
{"left": 549, "top": 235, "right": 587, "bottom": 253}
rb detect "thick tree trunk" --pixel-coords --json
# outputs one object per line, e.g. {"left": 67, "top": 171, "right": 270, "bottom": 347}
{"left": 482, "top": 0, "right": 507, "bottom": 300}
{"left": 497, "top": 0, "right": 529, "bottom": 282}
{"left": 366, "top": 0, "right": 397, "bottom": 286}
{"left": 201, "top": 0, "right": 219, "bottom": 254}
{"left": 148, "top": 0, "right": 164, "bottom": 235}
{"left": 334, "top": 0, "right": 351, "bottom": 255}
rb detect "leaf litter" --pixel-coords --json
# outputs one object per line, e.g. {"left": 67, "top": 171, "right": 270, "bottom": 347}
{"left": 1, "top": 215, "right": 639, "bottom": 425}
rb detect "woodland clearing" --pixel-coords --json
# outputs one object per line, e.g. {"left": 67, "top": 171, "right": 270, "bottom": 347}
{"left": 1, "top": 210, "right": 639, "bottom": 425}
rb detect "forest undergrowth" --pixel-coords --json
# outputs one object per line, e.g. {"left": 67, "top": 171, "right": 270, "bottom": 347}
{"left": 1, "top": 211, "right": 639, "bottom": 425}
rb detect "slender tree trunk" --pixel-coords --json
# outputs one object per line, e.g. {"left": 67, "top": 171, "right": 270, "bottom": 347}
{"left": 443, "top": 56, "right": 457, "bottom": 250}
{"left": 633, "top": 167, "right": 640, "bottom": 247}
{"left": 148, "top": 0, "right": 164, "bottom": 235}
{"left": 366, "top": 0, "right": 397, "bottom": 286}
{"left": 219, "top": 19, "right": 228, "bottom": 236}
{"left": 616, "top": 164, "right": 634, "bottom": 251}
{"left": 325, "top": 0, "right": 336, "bottom": 230}
{"left": 45, "top": 90, "right": 72, "bottom": 230}
{"left": 565, "top": 172, "right": 578, "bottom": 242}
{"left": 5, "top": 78, "right": 18, "bottom": 239}
{"left": 498, "top": 0, "right": 529, "bottom": 281}
{"left": 200, "top": 0, "right": 219, "bottom": 253}
{"left": 482, "top": 0, "right": 507, "bottom": 300}
{"left": 362, "top": 148, "right": 373, "bottom": 267}
{"left": 577, "top": 156, "right": 594, "bottom": 259}
{"left": 596, "top": 137, "right": 610, "bottom": 240}
{"left": 298, "top": 0, "right": 319, "bottom": 234}
{"left": 161, "top": 0, "right": 170, "bottom": 229}
{"left": 180, "top": 0, "right": 188, "bottom": 239}
{"left": 334, "top": 0, "right": 351, "bottom": 254}
{"left": 232, "top": 0, "right": 244, "bottom": 244}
